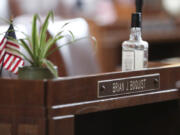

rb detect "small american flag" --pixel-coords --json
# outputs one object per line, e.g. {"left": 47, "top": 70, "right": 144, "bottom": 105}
{"left": 0, "top": 23, "right": 24, "bottom": 74}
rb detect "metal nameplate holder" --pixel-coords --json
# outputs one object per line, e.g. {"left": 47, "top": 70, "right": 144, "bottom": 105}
{"left": 98, "top": 73, "right": 160, "bottom": 98}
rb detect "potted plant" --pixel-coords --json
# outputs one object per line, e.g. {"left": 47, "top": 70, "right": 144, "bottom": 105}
{"left": 14, "top": 11, "right": 73, "bottom": 80}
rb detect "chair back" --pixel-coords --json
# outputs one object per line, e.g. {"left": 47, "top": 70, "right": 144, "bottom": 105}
{"left": 48, "top": 18, "right": 101, "bottom": 76}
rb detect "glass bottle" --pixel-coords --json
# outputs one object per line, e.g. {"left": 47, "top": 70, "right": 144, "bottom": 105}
{"left": 122, "top": 13, "right": 148, "bottom": 71}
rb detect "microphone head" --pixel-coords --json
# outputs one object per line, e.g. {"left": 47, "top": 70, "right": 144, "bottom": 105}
{"left": 136, "top": 0, "right": 143, "bottom": 13}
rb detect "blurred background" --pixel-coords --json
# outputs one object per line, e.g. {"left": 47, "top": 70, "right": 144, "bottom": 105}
{"left": 1, "top": 0, "right": 180, "bottom": 75}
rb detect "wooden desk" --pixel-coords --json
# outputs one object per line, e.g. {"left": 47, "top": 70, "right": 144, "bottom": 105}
{"left": 1, "top": 64, "right": 180, "bottom": 135}
{"left": 0, "top": 79, "right": 46, "bottom": 135}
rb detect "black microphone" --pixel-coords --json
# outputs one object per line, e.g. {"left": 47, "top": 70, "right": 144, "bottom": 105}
{"left": 136, "top": 0, "right": 143, "bottom": 13}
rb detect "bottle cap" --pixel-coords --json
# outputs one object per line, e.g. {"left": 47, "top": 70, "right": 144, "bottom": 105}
{"left": 131, "top": 13, "right": 142, "bottom": 28}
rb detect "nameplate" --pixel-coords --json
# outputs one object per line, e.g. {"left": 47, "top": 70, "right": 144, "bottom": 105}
{"left": 98, "top": 74, "right": 160, "bottom": 98}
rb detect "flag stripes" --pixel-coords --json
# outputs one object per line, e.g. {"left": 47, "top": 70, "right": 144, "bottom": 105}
{"left": 0, "top": 39, "right": 24, "bottom": 74}
{"left": 0, "top": 37, "right": 7, "bottom": 64}
{"left": 0, "top": 37, "right": 7, "bottom": 50}
{"left": 2, "top": 50, "right": 24, "bottom": 73}
{"left": 5, "top": 40, "right": 24, "bottom": 73}
{"left": 6, "top": 40, "right": 19, "bottom": 48}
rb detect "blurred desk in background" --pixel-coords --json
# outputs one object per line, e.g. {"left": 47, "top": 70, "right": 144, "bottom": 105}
{"left": 89, "top": 18, "right": 180, "bottom": 72}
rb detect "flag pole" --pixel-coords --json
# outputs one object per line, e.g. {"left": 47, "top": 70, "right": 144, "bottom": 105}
{"left": 0, "top": 56, "right": 5, "bottom": 76}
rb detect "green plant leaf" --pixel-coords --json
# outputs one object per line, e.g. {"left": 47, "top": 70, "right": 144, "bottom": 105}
{"left": 31, "top": 14, "right": 39, "bottom": 60}
{"left": 25, "top": 36, "right": 33, "bottom": 49}
{"left": 39, "top": 11, "right": 54, "bottom": 51}
{"left": 46, "top": 36, "right": 89, "bottom": 57}
{"left": 43, "top": 35, "right": 64, "bottom": 58}
{"left": 19, "top": 39, "right": 34, "bottom": 61}
{"left": 68, "top": 30, "right": 75, "bottom": 41}
{"left": 42, "top": 59, "right": 58, "bottom": 78}
{"left": 39, "top": 36, "right": 53, "bottom": 59}
{"left": 54, "top": 31, "right": 63, "bottom": 38}
{"left": 61, "top": 22, "right": 70, "bottom": 29}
